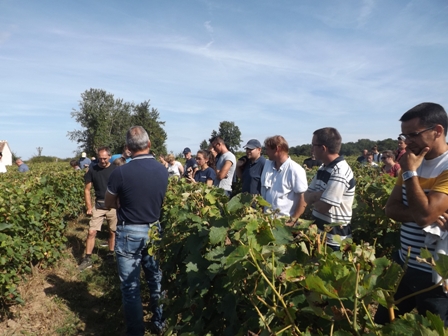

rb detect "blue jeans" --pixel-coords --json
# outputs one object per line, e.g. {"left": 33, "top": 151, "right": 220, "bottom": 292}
{"left": 115, "top": 222, "right": 163, "bottom": 336}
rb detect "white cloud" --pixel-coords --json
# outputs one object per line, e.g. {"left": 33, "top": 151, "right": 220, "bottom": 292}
{"left": 204, "top": 20, "right": 214, "bottom": 33}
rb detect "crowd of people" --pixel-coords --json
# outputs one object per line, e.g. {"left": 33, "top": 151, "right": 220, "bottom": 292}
{"left": 353, "top": 144, "right": 405, "bottom": 177}
{"left": 75, "top": 102, "right": 448, "bottom": 335}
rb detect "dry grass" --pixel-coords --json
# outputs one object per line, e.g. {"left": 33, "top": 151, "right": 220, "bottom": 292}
{"left": 0, "top": 216, "right": 125, "bottom": 336}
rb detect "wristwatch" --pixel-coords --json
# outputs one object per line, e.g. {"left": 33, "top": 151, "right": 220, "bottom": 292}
{"left": 402, "top": 170, "right": 418, "bottom": 181}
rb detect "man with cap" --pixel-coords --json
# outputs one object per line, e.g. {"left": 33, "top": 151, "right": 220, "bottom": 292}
{"left": 79, "top": 152, "right": 92, "bottom": 170}
{"left": 183, "top": 147, "right": 198, "bottom": 178}
{"left": 236, "top": 139, "right": 266, "bottom": 195}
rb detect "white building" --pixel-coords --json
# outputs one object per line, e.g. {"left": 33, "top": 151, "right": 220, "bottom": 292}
{"left": 0, "top": 141, "right": 13, "bottom": 166}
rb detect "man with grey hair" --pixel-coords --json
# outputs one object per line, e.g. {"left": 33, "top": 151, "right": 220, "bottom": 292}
{"left": 105, "top": 126, "right": 168, "bottom": 335}
{"left": 15, "top": 158, "right": 29, "bottom": 172}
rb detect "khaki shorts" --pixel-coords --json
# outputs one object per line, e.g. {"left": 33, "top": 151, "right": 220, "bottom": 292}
{"left": 89, "top": 207, "right": 118, "bottom": 231}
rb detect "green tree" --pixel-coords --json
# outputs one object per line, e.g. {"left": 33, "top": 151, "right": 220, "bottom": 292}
{"left": 68, "top": 89, "right": 167, "bottom": 156}
{"left": 209, "top": 121, "right": 242, "bottom": 152}
{"left": 199, "top": 139, "right": 209, "bottom": 150}
{"left": 131, "top": 101, "right": 167, "bottom": 155}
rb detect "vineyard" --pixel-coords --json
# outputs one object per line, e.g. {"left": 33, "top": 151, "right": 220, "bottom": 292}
{"left": 1, "top": 160, "right": 448, "bottom": 335}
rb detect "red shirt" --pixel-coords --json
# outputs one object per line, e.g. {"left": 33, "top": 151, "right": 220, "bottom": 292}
{"left": 384, "top": 163, "right": 401, "bottom": 177}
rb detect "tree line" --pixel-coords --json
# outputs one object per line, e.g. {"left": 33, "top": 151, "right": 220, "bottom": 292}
{"left": 289, "top": 138, "right": 399, "bottom": 157}
{"left": 68, "top": 89, "right": 398, "bottom": 158}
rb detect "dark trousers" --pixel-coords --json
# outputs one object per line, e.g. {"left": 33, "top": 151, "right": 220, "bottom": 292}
{"left": 374, "top": 252, "right": 448, "bottom": 326}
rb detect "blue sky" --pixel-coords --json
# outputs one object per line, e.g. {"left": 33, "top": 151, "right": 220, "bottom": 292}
{"left": 1, "top": 0, "right": 447, "bottom": 160}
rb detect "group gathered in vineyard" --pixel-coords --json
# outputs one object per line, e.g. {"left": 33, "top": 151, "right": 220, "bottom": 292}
{"left": 67, "top": 102, "right": 448, "bottom": 335}
{"left": 3, "top": 102, "right": 448, "bottom": 335}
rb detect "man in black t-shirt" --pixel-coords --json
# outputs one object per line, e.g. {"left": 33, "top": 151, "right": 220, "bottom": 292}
{"left": 78, "top": 146, "right": 117, "bottom": 271}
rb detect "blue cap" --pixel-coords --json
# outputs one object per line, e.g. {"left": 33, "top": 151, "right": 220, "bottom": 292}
{"left": 183, "top": 147, "right": 191, "bottom": 154}
{"left": 243, "top": 139, "right": 262, "bottom": 150}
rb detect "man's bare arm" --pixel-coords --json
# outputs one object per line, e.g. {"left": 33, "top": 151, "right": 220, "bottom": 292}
{"left": 313, "top": 200, "right": 332, "bottom": 214}
{"left": 385, "top": 184, "right": 414, "bottom": 223}
{"left": 304, "top": 190, "right": 323, "bottom": 206}
{"left": 286, "top": 193, "right": 307, "bottom": 226}
{"left": 217, "top": 160, "right": 233, "bottom": 180}
{"left": 392, "top": 145, "right": 448, "bottom": 226}
{"left": 84, "top": 182, "right": 93, "bottom": 215}
{"left": 404, "top": 178, "right": 448, "bottom": 227}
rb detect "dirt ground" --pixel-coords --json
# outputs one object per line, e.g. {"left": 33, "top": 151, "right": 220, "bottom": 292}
{"left": 0, "top": 217, "right": 126, "bottom": 336}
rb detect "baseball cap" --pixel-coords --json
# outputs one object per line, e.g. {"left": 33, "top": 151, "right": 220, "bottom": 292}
{"left": 243, "top": 139, "right": 261, "bottom": 150}
{"left": 183, "top": 147, "right": 191, "bottom": 154}
{"left": 81, "top": 152, "right": 86, "bottom": 158}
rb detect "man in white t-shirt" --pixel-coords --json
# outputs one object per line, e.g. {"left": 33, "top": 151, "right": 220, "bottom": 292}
{"left": 260, "top": 135, "right": 308, "bottom": 226}
{"left": 211, "top": 136, "right": 236, "bottom": 197}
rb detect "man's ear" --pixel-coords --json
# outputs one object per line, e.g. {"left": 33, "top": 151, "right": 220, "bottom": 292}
{"left": 435, "top": 125, "right": 444, "bottom": 138}
{"left": 147, "top": 140, "right": 152, "bottom": 150}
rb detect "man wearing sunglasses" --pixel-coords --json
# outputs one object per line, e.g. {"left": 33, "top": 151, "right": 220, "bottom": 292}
{"left": 375, "top": 102, "right": 448, "bottom": 326}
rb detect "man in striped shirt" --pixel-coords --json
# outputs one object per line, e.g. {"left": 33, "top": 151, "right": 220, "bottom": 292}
{"left": 375, "top": 102, "right": 448, "bottom": 325}
{"left": 304, "top": 127, "right": 355, "bottom": 250}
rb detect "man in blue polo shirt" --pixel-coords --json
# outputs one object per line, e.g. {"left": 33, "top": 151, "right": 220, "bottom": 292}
{"left": 15, "top": 159, "right": 29, "bottom": 172}
{"left": 236, "top": 139, "right": 266, "bottom": 195}
{"left": 105, "top": 126, "right": 168, "bottom": 336}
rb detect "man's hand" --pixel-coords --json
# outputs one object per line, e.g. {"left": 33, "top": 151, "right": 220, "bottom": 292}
{"left": 285, "top": 217, "right": 298, "bottom": 227}
{"left": 86, "top": 208, "right": 93, "bottom": 216}
{"left": 435, "top": 212, "right": 448, "bottom": 231}
{"left": 400, "top": 146, "right": 430, "bottom": 171}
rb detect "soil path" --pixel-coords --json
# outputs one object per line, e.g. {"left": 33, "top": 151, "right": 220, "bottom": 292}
{"left": 0, "top": 217, "right": 125, "bottom": 336}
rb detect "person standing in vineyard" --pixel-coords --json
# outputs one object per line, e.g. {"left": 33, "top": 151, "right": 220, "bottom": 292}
{"left": 396, "top": 137, "right": 407, "bottom": 162}
{"left": 260, "top": 135, "right": 308, "bottom": 225}
{"left": 79, "top": 152, "right": 91, "bottom": 170}
{"left": 78, "top": 146, "right": 117, "bottom": 271}
{"left": 304, "top": 127, "right": 355, "bottom": 250}
{"left": 186, "top": 150, "right": 216, "bottom": 186}
{"left": 211, "top": 136, "right": 236, "bottom": 197}
{"left": 105, "top": 126, "right": 168, "bottom": 336}
{"left": 182, "top": 147, "right": 198, "bottom": 178}
{"left": 380, "top": 150, "right": 401, "bottom": 177}
{"left": 375, "top": 102, "right": 448, "bottom": 326}
{"left": 236, "top": 139, "right": 266, "bottom": 195}
{"left": 15, "top": 158, "right": 29, "bottom": 172}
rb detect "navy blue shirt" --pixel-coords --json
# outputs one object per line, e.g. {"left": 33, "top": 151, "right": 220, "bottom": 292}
{"left": 107, "top": 154, "right": 168, "bottom": 224}
{"left": 194, "top": 167, "right": 216, "bottom": 184}
{"left": 242, "top": 156, "right": 266, "bottom": 195}
{"left": 184, "top": 157, "right": 198, "bottom": 176}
